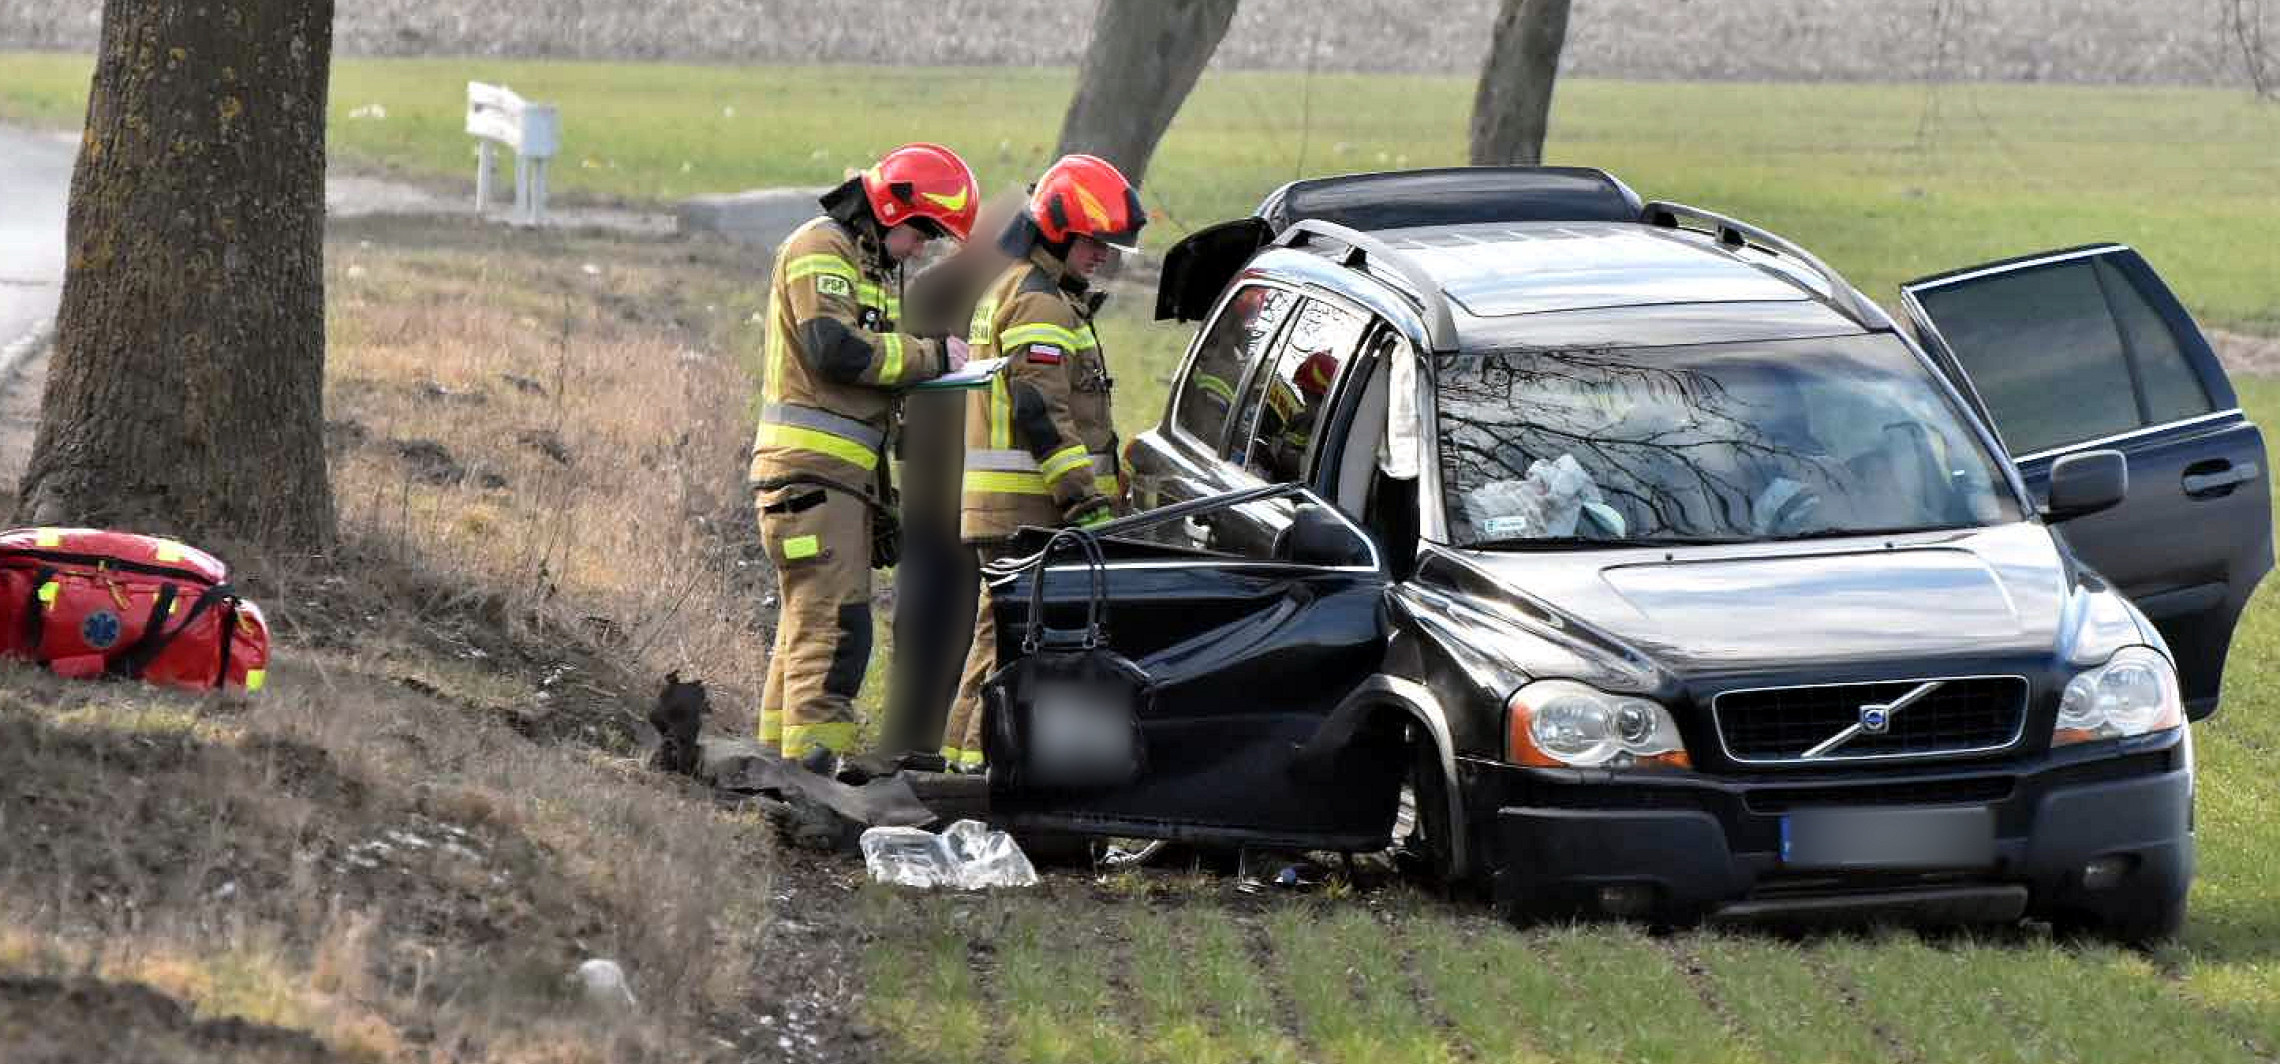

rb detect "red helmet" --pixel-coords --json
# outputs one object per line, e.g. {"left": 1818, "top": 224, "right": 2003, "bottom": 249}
{"left": 862, "top": 143, "right": 980, "bottom": 242}
{"left": 1295, "top": 351, "right": 1340, "bottom": 399}
{"left": 1026, "top": 154, "right": 1145, "bottom": 249}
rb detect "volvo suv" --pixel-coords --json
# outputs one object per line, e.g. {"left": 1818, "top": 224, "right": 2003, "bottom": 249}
{"left": 975, "top": 167, "right": 2270, "bottom": 943}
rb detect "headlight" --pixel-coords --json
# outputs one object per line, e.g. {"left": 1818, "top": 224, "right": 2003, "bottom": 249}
{"left": 1507, "top": 679, "right": 1690, "bottom": 769}
{"left": 2055, "top": 646, "right": 2181, "bottom": 746}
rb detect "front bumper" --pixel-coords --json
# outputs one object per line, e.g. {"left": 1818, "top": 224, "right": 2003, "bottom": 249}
{"left": 1470, "top": 729, "right": 2192, "bottom": 926}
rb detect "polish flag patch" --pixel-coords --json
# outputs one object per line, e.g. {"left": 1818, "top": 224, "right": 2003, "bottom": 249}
{"left": 1026, "top": 344, "right": 1064, "bottom": 365}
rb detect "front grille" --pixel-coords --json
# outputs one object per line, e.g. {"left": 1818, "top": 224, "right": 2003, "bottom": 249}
{"left": 1713, "top": 676, "right": 2029, "bottom": 765}
{"left": 1743, "top": 776, "right": 2015, "bottom": 814}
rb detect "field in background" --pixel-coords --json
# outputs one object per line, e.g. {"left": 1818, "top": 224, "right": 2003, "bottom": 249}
{"left": 0, "top": 0, "right": 2253, "bottom": 84}
{"left": 4, "top": 53, "right": 2279, "bottom": 335}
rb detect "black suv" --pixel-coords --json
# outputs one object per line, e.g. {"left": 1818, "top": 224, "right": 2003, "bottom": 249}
{"left": 979, "top": 167, "right": 2270, "bottom": 942}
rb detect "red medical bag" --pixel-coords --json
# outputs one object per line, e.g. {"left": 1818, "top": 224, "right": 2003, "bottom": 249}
{"left": 0, "top": 528, "right": 270, "bottom": 692}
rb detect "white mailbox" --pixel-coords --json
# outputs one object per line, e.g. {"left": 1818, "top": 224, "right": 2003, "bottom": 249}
{"left": 466, "top": 82, "right": 561, "bottom": 225}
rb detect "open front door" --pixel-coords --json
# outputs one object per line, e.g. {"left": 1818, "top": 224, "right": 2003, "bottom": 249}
{"left": 986, "top": 485, "right": 1401, "bottom": 851}
{"left": 1903, "top": 245, "right": 2271, "bottom": 717}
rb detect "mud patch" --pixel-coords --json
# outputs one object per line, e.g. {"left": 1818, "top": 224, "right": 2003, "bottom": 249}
{"left": 0, "top": 976, "right": 343, "bottom": 1064}
{"left": 2213, "top": 330, "right": 2280, "bottom": 378}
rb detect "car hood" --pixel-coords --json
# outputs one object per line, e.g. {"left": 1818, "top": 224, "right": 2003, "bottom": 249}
{"left": 1425, "top": 523, "right": 2079, "bottom": 683}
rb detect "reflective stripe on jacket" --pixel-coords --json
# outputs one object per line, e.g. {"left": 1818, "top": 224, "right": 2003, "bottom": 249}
{"left": 748, "top": 216, "right": 943, "bottom": 486}
{"left": 959, "top": 246, "right": 1120, "bottom": 541}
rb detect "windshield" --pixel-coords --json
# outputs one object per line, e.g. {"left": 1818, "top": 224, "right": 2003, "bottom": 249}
{"left": 1436, "top": 335, "right": 2023, "bottom": 547}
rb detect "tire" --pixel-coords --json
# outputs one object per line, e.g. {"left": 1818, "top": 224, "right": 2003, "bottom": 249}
{"left": 1393, "top": 727, "right": 1463, "bottom": 896}
{"left": 2053, "top": 893, "right": 2188, "bottom": 950}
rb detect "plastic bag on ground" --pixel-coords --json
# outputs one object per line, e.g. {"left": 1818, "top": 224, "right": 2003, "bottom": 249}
{"left": 860, "top": 819, "right": 1039, "bottom": 889}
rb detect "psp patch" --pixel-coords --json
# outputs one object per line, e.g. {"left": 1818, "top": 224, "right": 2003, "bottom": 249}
{"left": 1026, "top": 344, "right": 1064, "bottom": 365}
{"left": 81, "top": 609, "right": 123, "bottom": 650}
{"left": 814, "top": 274, "right": 853, "bottom": 298}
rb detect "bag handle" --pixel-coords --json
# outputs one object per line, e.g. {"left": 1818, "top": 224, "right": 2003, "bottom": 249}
{"left": 1022, "top": 526, "right": 1109, "bottom": 653}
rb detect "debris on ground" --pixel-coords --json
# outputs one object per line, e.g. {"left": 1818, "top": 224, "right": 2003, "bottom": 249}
{"left": 572, "top": 959, "right": 637, "bottom": 1010}
{"left": 859, "top": 819, "right": 1039, "bottom": 889}
{"left": 698, "top": 736, "right": 934, "bottom": 852}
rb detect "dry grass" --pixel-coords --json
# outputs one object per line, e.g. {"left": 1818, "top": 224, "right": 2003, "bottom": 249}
{"left": 0, "top": 219, "right": 793, "bottom": 1060}
{"left": 323, "top": 219, "right": 771, "bottom": 731}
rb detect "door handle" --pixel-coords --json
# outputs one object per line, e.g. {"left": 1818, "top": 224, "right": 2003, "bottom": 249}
{"left": 2183, "top": 460, "right": 2258, "bottom": 498}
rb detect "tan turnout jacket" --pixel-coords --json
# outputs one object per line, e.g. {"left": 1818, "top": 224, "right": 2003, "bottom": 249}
{"left": 958, "top": 246, "right": 1121, "bottom": 542}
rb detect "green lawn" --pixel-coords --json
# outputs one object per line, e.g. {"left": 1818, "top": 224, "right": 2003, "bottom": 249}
{"left": 4, "top": 53, "right": 2278, "bottom": 332}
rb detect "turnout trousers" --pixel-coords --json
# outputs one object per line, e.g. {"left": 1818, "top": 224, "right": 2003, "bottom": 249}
{"left": 941, "top": 542, "right": 1013, "bottom": 771}
{"left": 755, "top": 480, "right": 874, "bottom": 759}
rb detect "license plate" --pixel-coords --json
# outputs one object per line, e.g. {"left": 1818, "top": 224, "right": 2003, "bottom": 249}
{"left": 1780, "top": 806, "right": 1996, "bottom": 871}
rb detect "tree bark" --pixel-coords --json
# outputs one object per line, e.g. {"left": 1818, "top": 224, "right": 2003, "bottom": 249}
{"left": 1054, "top": 0, "right": 1240, "bottom": 188}
{"left": 18, "top": 0, "right": 337, "bottom": 551}
{"left": 1469, "top": 0, "right": 1573, "bottom": 166}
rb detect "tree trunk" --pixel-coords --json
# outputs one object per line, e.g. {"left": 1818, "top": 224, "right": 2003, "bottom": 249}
{"left": 1054, "top": 0, "right": 1240, "bottom": 188}
{"left": 18, "top": 0, "right": 337, "bottom": 551}
{"left": 1469, "top": 0, "right": 1573, "bottom": 166}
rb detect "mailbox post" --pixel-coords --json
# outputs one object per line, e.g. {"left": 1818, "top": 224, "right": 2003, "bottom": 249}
{"left": 466, "top": 82, "right": 561, "bottom": 226}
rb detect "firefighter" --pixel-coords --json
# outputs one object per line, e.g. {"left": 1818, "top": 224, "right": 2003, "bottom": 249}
{"left": 751, "top": 142, "right": 980, "bottom": 773}
{"left": 939, "top": 154, "right": 1146, "bottom": 773}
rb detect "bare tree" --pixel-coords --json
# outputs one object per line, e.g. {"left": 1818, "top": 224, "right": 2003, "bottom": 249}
{"left": 18, "top": 0, "right": 337, "bottom": 550}
{"left": 1469, "top": 0, "right": 1573, "bottom": 166}
{"left": 1054, "top": 0, "right": 1241, "bottom": 188}
{"left": 2228, "top": 0, "right": 2277, "bottom": 98}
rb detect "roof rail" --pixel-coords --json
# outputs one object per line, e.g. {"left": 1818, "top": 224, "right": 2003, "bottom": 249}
{"left": 1274, "top": 219, "right": 1463, "bottom": 353}
{"left": 1641, "top": 200, "right": 1884, "bottom": 327}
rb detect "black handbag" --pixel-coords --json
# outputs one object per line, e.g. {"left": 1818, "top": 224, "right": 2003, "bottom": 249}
{"left": 982, "top": 527, "right": 1150, "bottom": 789}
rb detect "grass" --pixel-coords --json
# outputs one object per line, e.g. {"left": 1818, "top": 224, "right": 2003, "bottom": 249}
{"left": 836, "top": 382, "right": 2280, "bottom": 1063}
{"left": 0, "top": 219, "right": 791, "bottom": 1060}
{"left": 4, "top": 53, "right": 2279, "bottom": 332}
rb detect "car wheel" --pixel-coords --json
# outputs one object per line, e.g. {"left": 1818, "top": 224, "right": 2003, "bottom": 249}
{"left": 2052, "top": 893, "right": 2188, "bottom": 950}
{"left": 1393, "top": 727, "right": 1461, "bottom": 894}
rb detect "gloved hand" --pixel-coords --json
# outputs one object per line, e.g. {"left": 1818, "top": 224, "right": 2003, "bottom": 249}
{"left": 943, "top": 335, "right": 970, "bottom": 373}
{"left": 1066, "top": 499, "right": 1114, "bottom": 530}
{"left": 870, "top": 505, "right": 903, "bottom": 569}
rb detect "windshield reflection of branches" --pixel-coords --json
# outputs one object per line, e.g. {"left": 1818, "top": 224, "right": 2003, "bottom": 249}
{"left": 1437, "top": 347, "right": 1852, "bottom": 539}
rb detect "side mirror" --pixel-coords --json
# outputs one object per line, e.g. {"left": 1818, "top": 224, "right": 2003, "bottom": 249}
{"left": 1277, "top": 502, "right": 1373, "bottom": 567}
{"left": 2045, "top": 449, "right": 2127, "bottom": 522}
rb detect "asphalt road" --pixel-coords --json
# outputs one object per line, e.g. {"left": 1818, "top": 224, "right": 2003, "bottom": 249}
{"left": 0, "top": 126, "right": 71, "bottom": 366}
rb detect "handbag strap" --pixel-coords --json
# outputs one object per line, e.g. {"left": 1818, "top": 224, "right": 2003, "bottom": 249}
{"left": 1022, "top": 526, "right": 1110, "bottom": 653}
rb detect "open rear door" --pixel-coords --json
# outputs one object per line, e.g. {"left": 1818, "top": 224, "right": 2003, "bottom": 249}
{"left": 1903, "top": 245, "right": 2271, "bottom": 717}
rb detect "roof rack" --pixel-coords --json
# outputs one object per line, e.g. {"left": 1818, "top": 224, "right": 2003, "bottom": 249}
{"left": 1274, "top": 219, "right": 1463, "bottom": 353}
{"left": 1640, "top": 201, "right": 1885, "bottom": 327}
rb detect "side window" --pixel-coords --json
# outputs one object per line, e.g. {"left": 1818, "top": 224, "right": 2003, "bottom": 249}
{"left": 1234, "top": 300, "right": 1369, "bottom": 482}
{"left": 1171, "top": 285, "right": 1294, "bottom": 446}
{"left": 2098, "top": 258, "right": 2213, "bottom": 425}
{"left": 1916, "top": 261, "right": 2139, "bottom": 456}
{"left": 1917, "top": 254, "right": 2217, "bottom": 457}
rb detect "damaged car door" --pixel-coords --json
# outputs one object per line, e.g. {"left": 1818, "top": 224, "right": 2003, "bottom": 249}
{"left": 984, "top": 485, "right": 1402, "bottom": 851}
{"left": 1902, "top": 245, "right": 2273, "bottom": 717}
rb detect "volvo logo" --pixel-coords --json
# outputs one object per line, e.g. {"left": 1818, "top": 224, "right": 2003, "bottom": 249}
{"left": 1800, "top": 681, "right": 1946, "bottom": 759}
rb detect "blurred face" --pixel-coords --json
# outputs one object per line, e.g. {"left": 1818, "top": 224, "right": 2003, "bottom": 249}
{"left": 882, "top": 223, "right": 934, "bottom": 262}
{"left": 1066, "top": 235, "right": 1113, "bottom": 278}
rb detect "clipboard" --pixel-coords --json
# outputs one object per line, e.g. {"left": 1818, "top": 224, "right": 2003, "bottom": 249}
{"left": 907, "top": 355, "right": 1007, "bottom": 392}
